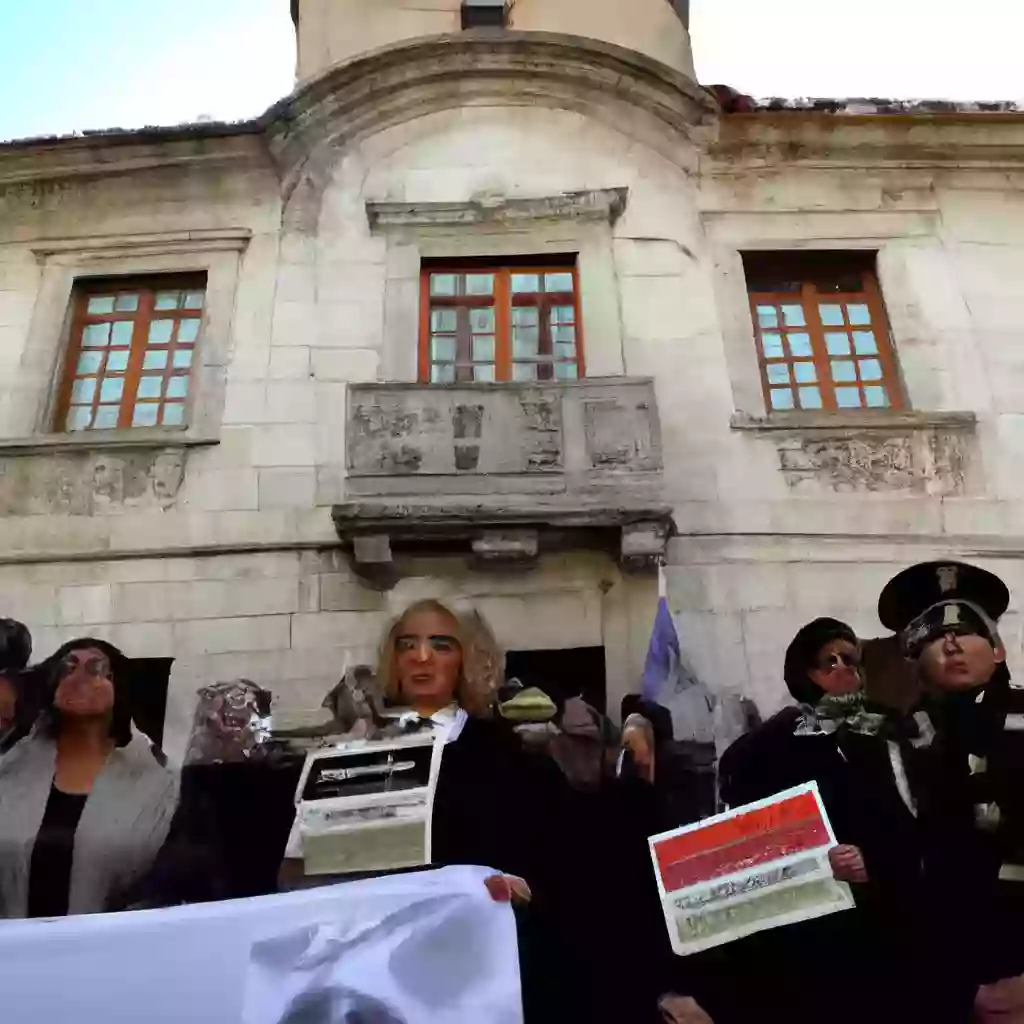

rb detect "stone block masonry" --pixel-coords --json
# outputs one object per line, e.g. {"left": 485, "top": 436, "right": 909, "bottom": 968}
{"left": 0, "top": 550, "right": 394, "bottom": 764}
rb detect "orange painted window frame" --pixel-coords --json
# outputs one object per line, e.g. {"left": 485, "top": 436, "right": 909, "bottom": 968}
{"left": 55, "top": 274, "right": 206, "bottom": 432}
{"left": 744, "top": 253, "right": 904, "bottom": 413}
{"left": 418, "top": 261, "right": 585, "bottom": 383}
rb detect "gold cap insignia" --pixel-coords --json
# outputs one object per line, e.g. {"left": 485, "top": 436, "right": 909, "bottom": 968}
{"left": 937, "top": 565, "right": 958, "bottom": 594}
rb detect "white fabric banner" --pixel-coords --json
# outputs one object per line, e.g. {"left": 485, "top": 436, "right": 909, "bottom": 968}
{"left": 0, "top": 865, "right": 523, "bottom": 1024}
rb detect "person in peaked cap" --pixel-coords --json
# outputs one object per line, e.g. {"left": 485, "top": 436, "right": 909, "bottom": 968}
{"left": 879, "top": 560, "right": 1024, "bottom": 1023}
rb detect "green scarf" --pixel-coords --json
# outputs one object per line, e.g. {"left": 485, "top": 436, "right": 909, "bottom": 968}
{"left": 795, "top": 691, "right": 934, "bottom": 747}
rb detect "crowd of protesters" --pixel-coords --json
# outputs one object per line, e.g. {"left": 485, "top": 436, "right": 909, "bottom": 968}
{"left": 0, "top": 559, "right": 1021, "bottom": 1023}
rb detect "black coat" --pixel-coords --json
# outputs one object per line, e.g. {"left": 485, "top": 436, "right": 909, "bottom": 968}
{"left": 435, "top": 719, "right": 719, "bottom": 1022}
{"left": 712, "top": 707, "right": 929, "bottom": 1024}
{"left": 144, "top": 718, "right": 573, "bottom": 1022}
{"left": 425, "top": 716, "right": 577, "bottom": 1024}
{"left": 720, "top": 707, "right": 925, "bottom": 897}
{"left": 917, "top": 673, "right": 1024, "bottom": 989}
{"left": 430, "top": 716, "right": 564, "bottom": 883}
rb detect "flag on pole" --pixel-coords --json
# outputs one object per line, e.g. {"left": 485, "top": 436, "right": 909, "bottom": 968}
{"left": 640, "top": 568, "right": 715, "bottom": 745}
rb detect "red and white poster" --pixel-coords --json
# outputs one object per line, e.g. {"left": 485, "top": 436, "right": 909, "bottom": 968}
{"left": 649, "top": 782, "right": 855, "bottom": 956}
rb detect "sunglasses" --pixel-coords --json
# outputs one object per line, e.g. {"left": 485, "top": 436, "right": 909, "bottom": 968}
{"left": 395, "top": 634, "right": 460, "bottom": 654}
{"left": 817, "top": 651, "right": 861, "bottom": 672}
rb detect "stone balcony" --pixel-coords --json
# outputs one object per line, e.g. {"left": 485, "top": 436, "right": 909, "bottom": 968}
{"left": 332, "top": 378, "right": 672, "bottom": 573}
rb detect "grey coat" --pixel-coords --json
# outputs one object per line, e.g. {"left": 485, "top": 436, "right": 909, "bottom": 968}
{"left": 0, "top": 731, "right": 178, "bottom": 918}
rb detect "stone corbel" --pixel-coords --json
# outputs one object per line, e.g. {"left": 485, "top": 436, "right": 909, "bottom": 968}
{"left": 352, "top": 534, "right": 393, "bottom": 566}
{"left": 350, "top": 534, "right": 397, "bottom": 590}
{"left": 471, "top": 529, "right": 540, "bottom": 567}
{"left": 620, "top": 520, "right": 670, "bottom": 572}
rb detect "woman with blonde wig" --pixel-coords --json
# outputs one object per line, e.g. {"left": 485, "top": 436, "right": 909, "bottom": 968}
{"left": 377, "top": 599, "right": 569, "bottom": 1022}
{"left": 377, "top": 599, "right": 501, "bottom": 722}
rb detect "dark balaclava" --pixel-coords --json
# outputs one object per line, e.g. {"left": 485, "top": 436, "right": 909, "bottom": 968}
{"left": 784, "top": 618, "right": 859, "bottom": 706}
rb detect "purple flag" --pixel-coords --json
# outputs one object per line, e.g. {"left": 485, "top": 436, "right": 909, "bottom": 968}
{"left": 640, "top": 596, "right": 715, "bottom": 745}
{"left": 641, "top": 597, "right": 680, "bottom": 702}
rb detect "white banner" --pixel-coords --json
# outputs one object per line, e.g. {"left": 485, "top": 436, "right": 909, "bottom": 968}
{"left": 0, "top": 865, "right": 523, "bottom": 1024}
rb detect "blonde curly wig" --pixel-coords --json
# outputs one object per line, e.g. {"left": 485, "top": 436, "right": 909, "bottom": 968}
{"left": 375, "top": 599, "right": 503, "bottom": 719}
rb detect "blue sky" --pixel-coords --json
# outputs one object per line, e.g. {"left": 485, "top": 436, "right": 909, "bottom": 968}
{"left": 0, "top": 0, "right": 295, "bottom": 141}
{"left": 1, "top": 1, "right": 1021, "bottom": 143}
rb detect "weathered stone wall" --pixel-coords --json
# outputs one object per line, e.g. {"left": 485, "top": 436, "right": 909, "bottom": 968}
{"left": 1, "top": 549, "right": 648, "bottom": 762}
{"left": 4, "top": 83, "right": 1024, "bottom": 755}
{"left": 282, "top": 101, "right": 1024, "bottom": 718}
{"left": 666, "top": 538, "right": 1024, "bottom": 717}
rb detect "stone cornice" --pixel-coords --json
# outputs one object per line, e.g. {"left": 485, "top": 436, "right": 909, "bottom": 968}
{"left": 710, "top": 111, "right": 1024, "bottom": 169}
{"left": 261, "top": 30, "right": 717, "bottom": 203}
{"left": 0, "top": 128, "right": 268, "bottom": 189}
{"left": 29, "top": 228, "right": 253, "bottom": 259}
{"left": 0, "top": 430, "right": 219, "bottom": 458}
{"left": 731, "top": 410, "right": 978, "bottom": 436}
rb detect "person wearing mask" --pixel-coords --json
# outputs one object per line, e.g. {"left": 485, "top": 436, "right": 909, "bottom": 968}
{"left": 880, "top": 561, "right": 1024, "bottom": 1024}
{"left": 0, "top": 638, "right": 178, "bottom": 918}
{"left": 377, "top": 600, "right": 554, "bottom": 879}
{"left": 376, "top": 599, "right": 572, "bottom": 1022}
{"left": 0, "top": 619, "right": 33, "bottom": 755}
{"left": 712, "top": 618, "right": 930, "bottom": 1024}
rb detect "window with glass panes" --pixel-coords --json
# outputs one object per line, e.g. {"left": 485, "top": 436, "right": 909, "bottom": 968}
{"left": 56, "top": 276, "right": 205, "bottom": 432}
{"left": 420, "top": 262, "right": 583, "bottom": 383}
{"left": 743, "top": 252, "right": 903, "bottom": 413}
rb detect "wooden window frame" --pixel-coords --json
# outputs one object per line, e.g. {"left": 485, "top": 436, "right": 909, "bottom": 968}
{"left": 55, "top": 273, "right": 206, "bottom": 433}
{"left": 418, "top": 260, "right": 585, "bottom": 384}
{"left": 744, "top": 253, "right": 904, "bottom": 413}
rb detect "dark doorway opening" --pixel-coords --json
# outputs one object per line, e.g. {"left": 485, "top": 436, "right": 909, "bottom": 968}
{"left": 128, "top": 657, "right": 173, "bottom": 748}
{"left": 504, "top": 647, "right": 606, "bottom": 714}
{"left": 15, "top": 655, "right": 172, "bottom": 750}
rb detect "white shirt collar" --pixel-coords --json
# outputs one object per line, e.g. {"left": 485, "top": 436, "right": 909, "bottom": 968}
{"left": 428, "top": 704, "right": 468, "bottom": 744}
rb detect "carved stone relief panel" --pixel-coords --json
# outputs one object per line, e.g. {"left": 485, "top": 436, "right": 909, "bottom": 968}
{"left": 584, "top": 397, "right": 660, "bottom": 471}
{"left": 0, "top": 447, "right": 187, "bottom": 516}
{"left": 347, "top": 386, "right": 564, "bottom": 477}
{"left": 775, "top": 431, "right": 966, "bottom": 495}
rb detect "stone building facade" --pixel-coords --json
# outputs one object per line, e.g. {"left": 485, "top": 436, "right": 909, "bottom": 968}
{"left": 1, "top": 0, "right": 1023, "bottom": 761}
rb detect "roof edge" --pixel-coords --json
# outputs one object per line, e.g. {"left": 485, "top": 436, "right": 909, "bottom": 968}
{"left": 0, "top": 118, "right": 262, "bottom": 154}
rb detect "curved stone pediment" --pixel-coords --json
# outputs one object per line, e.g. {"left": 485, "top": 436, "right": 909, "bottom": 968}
{"left": 261, "top": 30, "right": 717, "bottom": 207}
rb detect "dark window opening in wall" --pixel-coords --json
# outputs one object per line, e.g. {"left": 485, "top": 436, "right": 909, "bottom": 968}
{"left": 20, "top": 655, "right": 172, "bottom": 747}
{"left": 461, "top": 0, "right": 508, "bottom": 29}
{"left": 56, "top": 275, "right": 206, "bottom": 432}
{"left": 743, "top": 251, "right": 904, "bottom": 413}
{"left": 127, "top": 657, "right": 173, "bottom": 748}
{"left": 420, "top": 256, "right": 583, "bottom": 383}
{"left": 505, "top": 647, "right": 606, "bottom": 714}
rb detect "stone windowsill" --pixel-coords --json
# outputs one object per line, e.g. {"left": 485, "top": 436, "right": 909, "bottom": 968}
{"left": 730, "top": 410, "right": 977, "bottom": 435}
{"left": 0, "top": 429, "right": 220, "bottom": 457}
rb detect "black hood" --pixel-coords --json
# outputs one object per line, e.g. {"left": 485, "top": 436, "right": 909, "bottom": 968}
{"left": 784, "top": 618, "right": 859, "bottom": 706}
